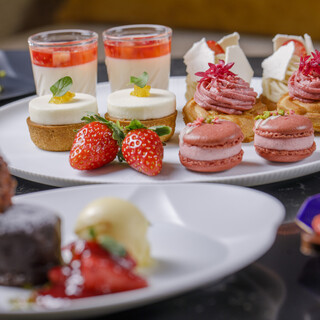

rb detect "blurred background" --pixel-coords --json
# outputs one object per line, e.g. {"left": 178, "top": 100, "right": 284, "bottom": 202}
{"left": 0, "top": 0, "right": 320, "bottom": 61}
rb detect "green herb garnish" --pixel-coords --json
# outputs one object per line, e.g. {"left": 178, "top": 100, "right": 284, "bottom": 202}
{"left": 50, "top": 76, "right": 73, "bottom": 97}
{"left": 88, "top": 227, "right": 96, "bottom": 239}
{"left": 130, "top": 72, "right": 148, "bottom": 88}
{"left": 99, "top": 235, "right": 127, "bottom": 257}
{"left": 255, "top": 109, "right": 287, "bottom": 121}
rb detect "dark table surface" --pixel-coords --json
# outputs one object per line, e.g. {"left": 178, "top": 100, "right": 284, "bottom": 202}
{"left": 1, "top": 51, "right": 320, "bottom": 319}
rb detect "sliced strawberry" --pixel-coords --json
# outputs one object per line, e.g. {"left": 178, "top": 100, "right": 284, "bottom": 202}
{"left": 122, "top": 129, "right": 164, "bottom": 176}
{"left": 37, "top": 239, "right": 147, "bottom": 300}
{"left": 81, "top": 253, "right": 147, "bottom": 293}
{"left": 48, "top": 266, "right": 68, "bottom": 285}
{"left": 69, "top": 122, "right": 118, "bottom": 170}
{"left": 206, "top": 40, "right": 225, "bottom": 54}
{"left": 282, "top": 39, "right": 307, "bottom": 57}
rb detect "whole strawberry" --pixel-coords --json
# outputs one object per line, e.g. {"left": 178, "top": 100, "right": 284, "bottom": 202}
{"left": 122, "top": 129, "right": 164, "bottom": 176}
{"left": 69, "top": 121, "right": 118, "bottom": 170}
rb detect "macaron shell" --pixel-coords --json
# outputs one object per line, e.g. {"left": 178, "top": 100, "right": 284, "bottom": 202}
{"left": 254, "top": 114, "right": 314, "bottom": 138}
{"left": 179, "top": 150, "right": 244, "bottom": 172}
{"left": 254, "top": 142, "right": 316, "bottom": 162}
{"left": 183, "top": 122, "right": 243, "bottom": 147}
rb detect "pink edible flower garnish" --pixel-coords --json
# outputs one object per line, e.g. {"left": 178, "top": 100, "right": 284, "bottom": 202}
{"left": 298, "top": 50, "right": 320, "bottom": 76}
{"left": 195, "top": 60, "right": 236, "bottom": 83}
{"left": 187, "top": 117, "right": 204, "bottom": 127}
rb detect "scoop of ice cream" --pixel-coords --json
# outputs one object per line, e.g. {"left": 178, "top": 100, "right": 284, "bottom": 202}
{"left": 74, "top": 197, "right": 151, "bottom": 267}
{"left": 0, "top": 156, "right": 16, "bottom": 213}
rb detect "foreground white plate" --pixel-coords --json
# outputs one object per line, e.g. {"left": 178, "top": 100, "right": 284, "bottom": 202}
{"left": 0, "top": 183, "right": 284, "bottom": 319}
{"left": 0, "top": 77, "right": 319, "bottom": 187}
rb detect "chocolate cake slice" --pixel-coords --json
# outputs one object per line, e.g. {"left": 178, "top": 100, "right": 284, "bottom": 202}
{"left": 0, "top": 156, "right": 16, "bottom": 213}
{"left": 0, "top": 203, "right": 61, "bottom": 286}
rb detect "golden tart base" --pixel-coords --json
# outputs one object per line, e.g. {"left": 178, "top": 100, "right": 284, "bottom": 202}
{"left": 277, "top": 93, "right": 320, "bottom": 134}
{"left": 104, "top": 111, "right": 177, "bottom": 142}
{"left": 26, "top": 117, "right": 85, "bottom": 152}
{"left": 260, "top": 94, "right": 277, "bottom": 111}
{"left": 182, "top": 98, "right": 267, "bottom": 143}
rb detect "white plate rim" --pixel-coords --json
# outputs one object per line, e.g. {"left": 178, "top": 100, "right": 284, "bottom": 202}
{"left": 0, "top": 183, "right": 284, "bottom": 319}
{"left": 0, "top": 76, "right": 319, "bottom": 187}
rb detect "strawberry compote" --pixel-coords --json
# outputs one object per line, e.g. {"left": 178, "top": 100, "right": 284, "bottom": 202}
{"left": 103, "top": 25, "right": 172, "bottom": 92}
{"left": 28, "top": 30, "right": 98, "bottom": 96}
{"left": 36, "top": 239, "right": 147, "bottom": 305}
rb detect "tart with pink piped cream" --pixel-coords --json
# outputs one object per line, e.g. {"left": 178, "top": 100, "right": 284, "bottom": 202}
{"left": 254, "top": 110, "right": 316, "bottom": 162}
{"left": 277, "top": 50, "right": 320, "bottom": 134}
{"left": 183, "top": 33, "right": 254, "bottom": 101}
{"left": 182, "top": 61, "right": 266, "bottom": 142}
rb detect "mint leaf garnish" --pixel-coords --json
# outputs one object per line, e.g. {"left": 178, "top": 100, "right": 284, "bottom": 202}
{"left": 130, "top": 72, "right": 148, "bottom": 88}
{"left": 88, "top": 227, "right": 96, "bottom": 239}
{"left": 50, "top": 76, "right": 73, "bottom": 97}
{"left": 99, "top": 235, "right": 126, "bottom": 257}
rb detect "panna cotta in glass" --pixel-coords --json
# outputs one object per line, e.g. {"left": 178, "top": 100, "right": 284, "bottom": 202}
{"left": 103, "top": 24, "right": 172, "bottom": 92}
{"left": 28, "top": 29, "right": 98, "bottom": 96}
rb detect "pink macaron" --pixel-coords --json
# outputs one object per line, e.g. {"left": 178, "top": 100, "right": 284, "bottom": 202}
{"left": 254, "top": 112, "right": 316, "bottom": 162}
{"left": 179, "top": 118, "right": 244, "bottom": 172}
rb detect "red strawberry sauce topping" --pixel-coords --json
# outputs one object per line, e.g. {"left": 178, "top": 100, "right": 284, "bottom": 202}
{"left": 288, "top": 50, "right": 320, "bottom": 103}
{"left": 194, "top": 61, "right": 257, "bottom": 115}
{"left": 36, "top": 240, "right": 147, "bottom": 301}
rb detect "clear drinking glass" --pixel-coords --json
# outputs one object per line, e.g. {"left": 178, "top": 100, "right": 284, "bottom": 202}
{"left": 103, "top": 24, "right": 172, "bottom": 92}
{"left": 28, "top": 29, "right": 98, "bottom": 96}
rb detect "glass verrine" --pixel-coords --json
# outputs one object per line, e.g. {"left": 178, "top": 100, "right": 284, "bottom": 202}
{"left": 103, "top": 24, "right": 172, "bottom": 92}
{"left": 28, "top": 29, "right": 98, "bottom": 96}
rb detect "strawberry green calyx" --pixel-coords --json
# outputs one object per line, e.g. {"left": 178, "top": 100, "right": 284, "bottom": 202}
{"left": 125, "top": 119, "right": 147, "bottom": 131}
{"left": 82, "top": 113, "right": 125, "bottom": 145}
{"left": 125, "top": 119, "right": 171, "bottom": 137}
{"left": 81, "top": 114, "right": 171, "bottom": 162}
{"left": 82, "top": 113, "right": 126, "bottom": 162}
{"left": 149, "top": 125, "right": 172, "bottom": 137}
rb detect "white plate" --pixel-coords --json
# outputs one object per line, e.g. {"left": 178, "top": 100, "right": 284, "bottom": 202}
{"left": 0, "top": 183, "right": 284, "bottom": 319}
{"left": 0, "top": 77, "right": 319, "bottom": 187}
